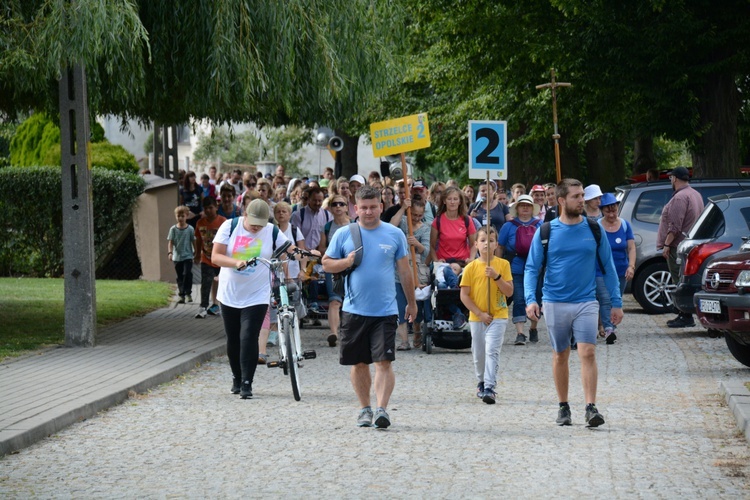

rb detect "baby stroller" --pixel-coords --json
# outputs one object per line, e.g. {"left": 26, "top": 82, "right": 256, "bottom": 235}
{"left": 422, "top": 286, "right": 472, "bottom": 354}
{"left": 300, "top": 261, "right": 328, "bottom": 328}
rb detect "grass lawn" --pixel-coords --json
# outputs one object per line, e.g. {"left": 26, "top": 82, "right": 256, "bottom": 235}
{"left": 0, "top": 278, "right": 173, "bottom": 360}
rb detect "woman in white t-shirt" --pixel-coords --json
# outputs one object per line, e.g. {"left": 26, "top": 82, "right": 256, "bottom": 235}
{"left": 212, "top": 199, "right": 290, "bottom": 399}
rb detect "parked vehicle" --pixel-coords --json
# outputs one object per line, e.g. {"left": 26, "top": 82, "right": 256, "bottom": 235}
{"left": 694, "top": 239, "right": 750, "bottom": 367}
{"left": 674, "top": 191, "right": 750, "bottom": 316}
{"left": 615, "top": 178, "right": 750, "bottom": 314}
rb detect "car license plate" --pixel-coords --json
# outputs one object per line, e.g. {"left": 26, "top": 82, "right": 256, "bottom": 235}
{"left": 699, "top": 299, "right": 721, "bottom": 314}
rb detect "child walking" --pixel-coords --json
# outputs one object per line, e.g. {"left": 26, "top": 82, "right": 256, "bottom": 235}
{"left": 167, "top": 206, "right": 196, "bottom": 303}
{"left": 460, "top": 226, "right": 513, "bottom": 404}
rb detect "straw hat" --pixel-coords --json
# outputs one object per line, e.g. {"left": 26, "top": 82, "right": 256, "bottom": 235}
{"left": 510, "top": 194, "right": 541, "bottom": 218}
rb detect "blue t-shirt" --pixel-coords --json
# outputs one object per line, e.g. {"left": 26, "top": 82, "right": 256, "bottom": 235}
{"left": 598, "top": 218, "right": 633, "bottom": 277}
{"left": 498, "top": 217, "right": 543, "bottom": 274}
{"left": 524, "top": 218, "right": 621, "bottom": 307}
{"left": 325, "top": 222, "right": 409, "bottom": 316}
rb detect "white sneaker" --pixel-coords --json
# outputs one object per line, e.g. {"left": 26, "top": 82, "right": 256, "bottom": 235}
{"left": 195, "top": 308, "right": 207, "bottom": 319}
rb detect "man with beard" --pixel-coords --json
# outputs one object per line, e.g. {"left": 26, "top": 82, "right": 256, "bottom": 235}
{"left": 523, "top": 179, "right": 623, "bottom": 428}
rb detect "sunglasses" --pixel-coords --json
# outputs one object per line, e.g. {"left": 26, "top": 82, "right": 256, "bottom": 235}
{"left": 245, "top": 182, "right": 256, "bottom": 187}
{"left": 331, "top": 201, "right": 347, "bottom": 207}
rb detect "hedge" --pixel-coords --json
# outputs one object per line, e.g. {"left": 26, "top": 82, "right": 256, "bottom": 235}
{"left": 0, "top": 166, "right": 145, "bottom": 277}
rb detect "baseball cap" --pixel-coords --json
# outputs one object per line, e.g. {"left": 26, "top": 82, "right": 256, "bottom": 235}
{"left": 349, "top": 174, "right": 366, "bottom": 185}
{"left": 583, "top": 184, "right": 603, "bottom": 201}
{"left": 412, "top": 179, "right": 426, "bottom": 190}
{"left": 530, "top": 184, "right": 546, "bottom": 193}
{"left": 245, "top": 199, "right": 270, "bottom": 226}
{"left": 669, "top": 166, "right": 690, "bottom": 181}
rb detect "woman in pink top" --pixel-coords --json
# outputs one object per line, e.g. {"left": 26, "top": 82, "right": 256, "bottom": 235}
{"left": 429, "top": 186, "right": 477, "bottom": 264}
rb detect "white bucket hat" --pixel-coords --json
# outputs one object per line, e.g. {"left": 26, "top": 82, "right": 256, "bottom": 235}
{"left": 510, "top": 194, "right": 541, "bottom": 218}
{"left": 584, "top": 184, "right": 603, "bottom": 201}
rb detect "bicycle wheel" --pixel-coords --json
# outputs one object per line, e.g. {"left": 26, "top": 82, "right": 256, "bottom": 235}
{"left": 282, "top": 315, "right": 301, "bottom": 401}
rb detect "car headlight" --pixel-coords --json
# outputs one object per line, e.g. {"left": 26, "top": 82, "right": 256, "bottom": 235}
{"left": 737, "top": 270, "right": 750, "bottom": 287}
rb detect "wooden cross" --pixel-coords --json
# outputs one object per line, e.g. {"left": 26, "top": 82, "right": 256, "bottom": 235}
{"left": 536, "top": 69, "right": 571, "bottom": 183}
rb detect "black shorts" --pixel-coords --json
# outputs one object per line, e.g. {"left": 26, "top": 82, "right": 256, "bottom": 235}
{"left": 339, "top": 311, "right": 398, "bottom": 366}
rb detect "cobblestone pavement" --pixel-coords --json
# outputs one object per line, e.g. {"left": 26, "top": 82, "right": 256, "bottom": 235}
{"left": 1, "top": 297, "right": 750, "bottom": 498}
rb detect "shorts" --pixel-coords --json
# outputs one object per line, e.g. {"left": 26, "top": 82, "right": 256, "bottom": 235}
{"left": 324, "top": 272, "right": 343, "bottom": 303}
{"left": 339, "top": 311, "right": 398, "bottom": 365}
{"left": 543, "top": 301, "right": 599, "bottom": 353}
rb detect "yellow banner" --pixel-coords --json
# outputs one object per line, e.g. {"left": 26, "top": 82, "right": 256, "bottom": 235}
{"left": 370, "top": 113, "right": 430, "bottom": 157}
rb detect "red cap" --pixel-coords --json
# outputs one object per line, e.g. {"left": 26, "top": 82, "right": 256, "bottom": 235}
{"left": 531, "top": 184, "right": 545, "bottom": 192}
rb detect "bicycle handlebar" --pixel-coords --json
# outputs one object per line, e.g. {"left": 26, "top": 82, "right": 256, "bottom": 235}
{"left": 244, "top": 247, "right": 320, "bottom": 268}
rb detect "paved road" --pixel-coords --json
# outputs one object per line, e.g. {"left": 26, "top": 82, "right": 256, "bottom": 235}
{"left": 1, "top": 298, "right": 749, "bottom": 498}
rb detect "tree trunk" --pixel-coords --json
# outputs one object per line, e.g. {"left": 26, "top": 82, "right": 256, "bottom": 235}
{"left": 335, "top": 129, "right": 359, "bottom": 179}
{"left": 585, "top": 136, "right": 626, "bottom": 191}
{"left": 633, "top": 136, "right": 656, "bottom": 174}
{"left": 691, "top": 72, "right": 740, "bottom": 178}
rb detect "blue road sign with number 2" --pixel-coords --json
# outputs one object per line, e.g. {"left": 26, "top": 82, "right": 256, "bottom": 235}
{"left": 468, "top": 121, "right": 507, "bottom": 180}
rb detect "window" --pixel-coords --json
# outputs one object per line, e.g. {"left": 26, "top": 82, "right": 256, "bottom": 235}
{"left": 688, "top": 204, "right": 724, "bottom": 239}
{"left": 633, "top": 189, "right": 671, "bottom": 225}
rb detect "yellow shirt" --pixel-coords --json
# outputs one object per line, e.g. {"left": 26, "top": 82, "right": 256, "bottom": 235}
{"left": 460, "top": 256, "right": 512, "bottom": 321}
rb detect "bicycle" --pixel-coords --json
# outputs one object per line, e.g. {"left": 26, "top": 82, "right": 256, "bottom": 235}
{"left": 245, "top": 242, "right": 317, "bottom": 401}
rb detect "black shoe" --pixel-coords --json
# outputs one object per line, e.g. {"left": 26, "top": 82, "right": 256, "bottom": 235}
{"left": 556, "top": 405, "right": 572, "bottom": 426}
{"left": 585, "top": 404, "right": 605, "bottom": 427}
{"left": 482, "top": 387, "right": 497, "bottom": 405}
{"left": 606, "top": 331, "right": 617, "bottom": 345}
{"left": 240, "top": 381, "right": 253, "bottom": 399}
{"left": 529, "top": 328, "right": 539, "bottom": 343}
{"left": 231, "top": 378, "right": 241, "bottom": 394}
{"left": 667, "top": 314, "right": 695, "bottom": 328}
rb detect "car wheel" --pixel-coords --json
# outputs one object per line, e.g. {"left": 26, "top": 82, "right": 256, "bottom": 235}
{"left": 725, "top": 332, "right": 750, "bottom": 368}
{"left": 632, "top": 261, "right": 676, "bottom": 315}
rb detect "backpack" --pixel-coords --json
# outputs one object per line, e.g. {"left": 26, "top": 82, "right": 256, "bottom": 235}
{"left": 539, "top": 217, "right": 605, "bottom": 275}
{"left": 510, "top": 218, "right": 540, "bottom": 258}
{"left": 230, "top": 217, "right": 280, "bottom": 252}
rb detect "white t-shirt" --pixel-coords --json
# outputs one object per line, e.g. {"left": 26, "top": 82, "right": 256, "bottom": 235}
{"left": 214, "top": 219, "right": 289, "bottom": 308}
{"left": 281, "top": 224, "right": 305, "bottom": 279}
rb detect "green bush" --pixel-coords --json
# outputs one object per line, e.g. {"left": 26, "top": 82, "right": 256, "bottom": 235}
{"left": 0, "top": 166, "right": 145, "bottom": 277}
{"left": 43, "top": 141, "right": 139, "bottom": 173}
{"left": 9, "top": 112, "right": 60, "bottom": 167}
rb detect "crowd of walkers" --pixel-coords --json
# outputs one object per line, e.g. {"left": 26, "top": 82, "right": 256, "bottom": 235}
{"left": 165, "top": 163, "right": 631, "bottom": 429}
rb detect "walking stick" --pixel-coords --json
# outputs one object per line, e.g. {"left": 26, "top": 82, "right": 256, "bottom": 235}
{"left": 485, "top": 171, "right": 492, "bottom": 314}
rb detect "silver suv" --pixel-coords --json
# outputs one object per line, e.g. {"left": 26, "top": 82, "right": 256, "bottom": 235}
{"left": 615, "top": 178, "right": 750, "bottom": 314}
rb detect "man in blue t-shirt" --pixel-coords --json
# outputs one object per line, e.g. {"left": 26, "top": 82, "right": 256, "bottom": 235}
{"left": 524, "top": 179, "right": 623, "bottom": 429}
{"left": 323, "top": 186, "right": 417, "bottom": 430}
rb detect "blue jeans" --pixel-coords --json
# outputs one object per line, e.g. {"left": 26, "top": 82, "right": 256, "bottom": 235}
{"left": 469, "top": 319, "right": 508, "bottom": 389}
{"left": 396, "top": 284, "right": 433, "bottom": 324}
{"left": 512, "top": 273, "right": 528, "bottom": 324}
{"left": 596, "top": 275, "right": 627, "bottom": 331}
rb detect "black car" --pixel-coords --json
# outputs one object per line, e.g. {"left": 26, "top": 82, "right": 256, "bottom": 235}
{"left": 616, "top": 178, "right": 750, "bottom": 314}
{"left": 674, "top": 191, "right": 750, "bottom": 316}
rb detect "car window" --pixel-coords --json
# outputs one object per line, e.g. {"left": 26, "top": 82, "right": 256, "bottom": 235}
{"left": 633, "top": 189, "right": 671, "bottom": 224}
{"left": 687, "top": 203, "right": 724, "bottom": 239}
{"left": 695, "top": 185, "right": 747, "bottom": 204}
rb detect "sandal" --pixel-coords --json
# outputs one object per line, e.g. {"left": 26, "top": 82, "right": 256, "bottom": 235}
{"left": 257, "top": 353, "right": 267, "bottom": 364}
{"left": 397, "top": 342, "right": 411, "bottom": 351}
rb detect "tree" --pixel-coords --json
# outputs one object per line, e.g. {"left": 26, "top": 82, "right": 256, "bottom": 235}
{"left": 0, "top": 1, "right": 402, "bottom": 128}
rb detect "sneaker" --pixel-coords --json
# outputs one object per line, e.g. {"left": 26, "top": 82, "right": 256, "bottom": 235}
{"left": 585, "top": 404, "right": 605, "bottom": 427}
{"left": 529, "top": 328, "right": 539, "bottom": 343}
{"left": 667, "top": 314, "right": 695, "bottom": 328}
{"left": 177, "top": 296, "right": 185, "bottom": 304}
{"left": 195, "top": 308, "right": 207, "bottom": 319}
{"left": 327, "top": 334, "right": 337, "bottom": 347}
{"left": 452, "top": 311, "right": 467, "bottom": 330}
{"left": 231, "top": 378, "right": 241, "bottom": 394}
{"left": 606, "top": 330, "right": 617, "bottom": 345}
{"left": 556, "top": 405, "right": 572, "bottom": 426}
{"left": 514, "top": 333, "right": 527, "bottom": 345}
{"left": 240, "top": 381, "right": 252, "bottom": 399}
{"left": 207, "top": 304, "right": 220, "bottom": 315}
{"left": 186, "top": 295, "right": 192, "bottom": 303}
{"left": 374, "top": 407, "right": 391, "bottom": 429}
{"left": 308, "top": 303, "right": 324, "bottom": 315}
{"left": 357, "top": 407, "right": 373, "bottom": 427}
{"left": 476, "top": 382, "right": 485, "bottom": 399}
{"left": 482, "top": 387, "right": 497, "bottom": 405}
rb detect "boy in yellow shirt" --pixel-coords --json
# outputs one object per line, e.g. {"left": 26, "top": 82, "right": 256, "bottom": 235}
{"left": 460, "top": 226, "right": 513, "bottom": 404}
